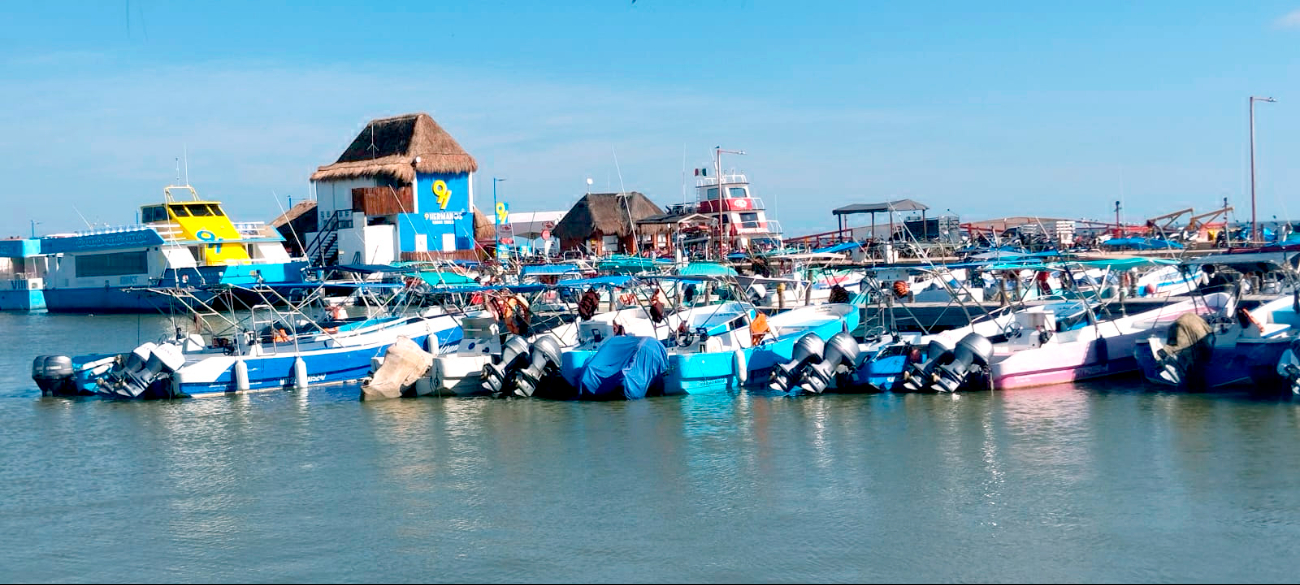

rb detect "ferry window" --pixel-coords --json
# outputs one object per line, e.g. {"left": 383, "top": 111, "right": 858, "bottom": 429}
{"left": 188, "top": 204, "right": 215, "bottom": 217}
{"left": 210, "top": 205, "right": 226, "bottom": 217}
{"left": 728, "top": 187, "right": 747, "bottom": 198}
{"left": 740, "top": 212, "right": 759, "bottom": 223}
{"left": 706, "top": 187, "right": 719, "bottom": 200}
{"left": 169, "top": 205, "right": 191, "bottom": 217}
{"left": 75, "top": 251, "right": 148, "bottom": 278}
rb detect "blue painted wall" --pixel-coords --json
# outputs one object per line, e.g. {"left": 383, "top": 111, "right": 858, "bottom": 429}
{"left": 398, "top": 172, "right": 475, "bottom": 252}
{"left": 0, "top": 239, "right": 42, "bottom": 258}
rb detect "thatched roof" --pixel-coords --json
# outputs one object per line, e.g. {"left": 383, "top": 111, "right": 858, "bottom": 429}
{"left": 554, "top": 192, "right": 664, "bottom": 242}
{"left": 270, "top": 200, "right": 317, "bottom": 229}
{"left": 310, "top": 113, "right": 478, "bottom": 183}
{"left": 473, "top": 207, "right": 495, "bottom": 240}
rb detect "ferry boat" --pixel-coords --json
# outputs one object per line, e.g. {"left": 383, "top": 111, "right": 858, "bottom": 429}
{"left": 34, "top": 185, "right": 308, "bottom": 313}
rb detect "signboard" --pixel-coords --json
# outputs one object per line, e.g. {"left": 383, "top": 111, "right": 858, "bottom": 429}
{"left": 495, "top": 202, "right": 509, "bottom": 225}
{"left": 541, "top": 229, "right": 551, "bottom": 240}
{"left": 406, "top": 172, "right": 474, "bottom": 252}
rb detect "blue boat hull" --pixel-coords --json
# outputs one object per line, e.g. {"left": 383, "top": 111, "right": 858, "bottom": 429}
{"left": 665, "top": 310, "right": 859, "bottom": 395}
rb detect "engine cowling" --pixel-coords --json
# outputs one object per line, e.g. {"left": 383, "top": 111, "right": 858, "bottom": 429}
{"left": 514, "top": 335, "right": 564, "bottom": 397}
{"left": 932, "top": 333, "right": 993, "bottom": 393}
{"left": 901, "top": 338, "right": 953, "bottom": 392}
{"left": 768, "top": 333, "right": 826, "bottom": 393}
{"left": 799, "top": 331, "right": 862, "bottom": 394}
{"left": 481, "top": 335, "right": 531, "bottom": 396}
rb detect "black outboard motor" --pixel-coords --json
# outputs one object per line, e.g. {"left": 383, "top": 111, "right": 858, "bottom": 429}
{"left": 799, "top": 331, "right": 862, "bottom": 394}
{"left": 514, "top": 335, "right": 564, "bottom": 398}
{"left": 901, "top": 338, "right": 954, "bottom": 392}
{"left": 482, "top": 335, "right": 531, "bottom": 396}
{"left": 768, "top": 333, "right": 826, "bottom": 393}
{"left": 932, "top": 333, "right": 994, "bottom": 393}
{"left": 33, "top": 355, "right": 80, "bottom": 397}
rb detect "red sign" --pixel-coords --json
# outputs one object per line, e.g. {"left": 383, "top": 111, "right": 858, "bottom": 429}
{"left": 731, "top": 198, "right": 750, "bottom": 210}
{"left": 541, "top": 229, "right": 552, "bottom": 240}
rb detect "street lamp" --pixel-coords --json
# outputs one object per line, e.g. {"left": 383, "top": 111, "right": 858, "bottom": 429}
{"left": 1250, "top": 96, "right": 1276, "bottom": 243}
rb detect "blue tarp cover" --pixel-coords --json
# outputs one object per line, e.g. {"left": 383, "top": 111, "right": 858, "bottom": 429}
{"left": 577, "top": 336, "right": 668, "bottom": 400}
{"left": 813, "top": 241, "right": 862, "bottom": 254}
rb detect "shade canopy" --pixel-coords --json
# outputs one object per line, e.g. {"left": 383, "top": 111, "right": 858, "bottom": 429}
{"left": 833, "top": 199, "right": 930, "bottom": 216}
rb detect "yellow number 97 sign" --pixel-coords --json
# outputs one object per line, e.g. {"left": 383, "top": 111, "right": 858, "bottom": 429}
{"left": 432, "top": 180, "right": 452, "bottom": 210}
{"left": 496, "top": 202, "right": 509, "bottom": 225}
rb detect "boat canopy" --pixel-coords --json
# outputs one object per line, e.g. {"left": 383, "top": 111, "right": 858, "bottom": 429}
{"left": 677, "top": 263, "right": 738, "bottom": 277}
{"left": 1100, "top": 237, "right": 1184, "bottom": 250}
{"left": 521, "top": 264, "right": 585, "bottom": 276}
{"left": 813, "top": 241, "right": 862, "bottom": 255}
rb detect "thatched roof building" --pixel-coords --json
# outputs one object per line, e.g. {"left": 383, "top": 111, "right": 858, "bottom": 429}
{"left": 554, "top": 192, "right": 664, "bottom": 254}
{"left": 310, "top": 113, "right": 478, "bottom": 184}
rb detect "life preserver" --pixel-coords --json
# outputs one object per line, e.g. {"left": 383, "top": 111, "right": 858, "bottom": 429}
{"left": 749, "top": 312, "right": 770, "bottom": 345}
{"left": 619, "top": 291, "right": 637, "bottom": 306}
{"left": 578, "top": 289, "right": 601, "bottom": 320}
{"left": 892, "top": 280, "right": 909, "bottom": 298}
{"left": 273, "top": 329, "right": 290, "bottom": 343}
{"left": 1239, "top": 307, "right": 1265, "bottom": 334}
{"left": 649, "top": 290, "right": 669, "bottom": 323}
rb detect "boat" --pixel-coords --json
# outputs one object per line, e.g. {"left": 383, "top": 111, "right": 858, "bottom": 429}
{"left": 975, "top": 293, "right": 1233, "bottom": 390}
{"left": 33, "top": 285, "right": 461, "bottom": 399}
{"left": 31, "top": 185, "right": 308, "bottom": 313}
{"left": 1135, "top": 253, "right": 1300, "bottom": 392}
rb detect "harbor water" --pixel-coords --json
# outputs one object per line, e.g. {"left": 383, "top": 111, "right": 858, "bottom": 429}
{"left": 3, "top": 313, "right": 1299, "bottom": 582}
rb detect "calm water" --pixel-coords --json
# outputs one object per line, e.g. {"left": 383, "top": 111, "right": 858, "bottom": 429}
{"left": 3, "top": 312, "right": 1300, "bottom": 583}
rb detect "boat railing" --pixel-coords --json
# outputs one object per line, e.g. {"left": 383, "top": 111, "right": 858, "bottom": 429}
{"left": 736, "top": 219, "right": 783, "bottom": 234}
{"left": 695, "top": 174, "right": 749, "bottom": 188}
{"left": 73, "top": 224, "right": 158, "bottom": 237}
{"left": 233, "top": 222, "right": 269, "bottom": 238}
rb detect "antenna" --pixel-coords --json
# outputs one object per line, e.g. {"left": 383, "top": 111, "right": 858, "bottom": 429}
{"left": 175, "top": 157, "right": 181, "bottom": 185}
{"left": 183, "top": 144, "right": 190, "bottom": 186}
{"left": 613, "top": 149, "right": 636, "bottom": 251}
{"left": 71, "top": 204, "right": 93, "bottom": 229}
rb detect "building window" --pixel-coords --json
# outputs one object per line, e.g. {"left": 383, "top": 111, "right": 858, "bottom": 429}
{"left": 75, "top": 251, "right": 149, "bottom": 278}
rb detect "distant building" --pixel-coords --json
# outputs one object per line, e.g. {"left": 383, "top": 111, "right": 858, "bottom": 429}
{"left": 307, "top": 112, "right": 485, "bottom": 265}
{"left": 554, "top": 192, "right": 664, "bottom": 255}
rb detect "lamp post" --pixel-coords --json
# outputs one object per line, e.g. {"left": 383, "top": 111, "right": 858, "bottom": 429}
{"left": 30, "top": 220, "right": 40, "bottom": 239}
{"left": 1250, "top": 96, "right": 1276, "bottom": 243}
{"left": 493, "top": 177, "right": 505, "bottom": 258}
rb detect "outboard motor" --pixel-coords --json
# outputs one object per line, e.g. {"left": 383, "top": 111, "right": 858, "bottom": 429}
{"left": 768, "top": 333, "right": 826, "bottom": 393}
{"left": 931, "top": 333, "right": 994, "bottom": 393}
{"left": 32, "top": 355, "right": 79, "bottom": 397}
{"left": 798, "top": 331, "right": 862, "bottom": 394}
{"left": 1277, "top": 339, "right": 1300, "bottom": 395}
{"left": 101, "top": 343, "right": 186, "bottom": 399}
{"left": 900, "top": 338, "right": 954, "bottom": 392}
{"left": 481, "top": 335, "right": 531, "bottom": 396}
{"left": 514, "top": 335, "right": 564, "bottom": 398}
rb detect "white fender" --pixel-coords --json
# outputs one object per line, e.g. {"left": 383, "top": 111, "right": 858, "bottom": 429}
{"left": 293, "top": 357, "right": 309, "bottom": 390}
{"left": 734, "top": 349, "right": 748, "bottom": 386}
{"left": 234, "top": 359, "right": 250, "bottom": 392}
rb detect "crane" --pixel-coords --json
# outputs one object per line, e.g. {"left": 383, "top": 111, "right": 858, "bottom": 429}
{"left": 1145, "top": 208, "right": 1195, "bottom": 236}
{"left": 1186, "top": 205, "right": 1234, "bottom": 234}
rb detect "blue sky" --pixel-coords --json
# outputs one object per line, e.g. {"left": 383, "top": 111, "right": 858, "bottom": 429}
{"left": 4, "top": 1, "right": 1300, "bottom": 237}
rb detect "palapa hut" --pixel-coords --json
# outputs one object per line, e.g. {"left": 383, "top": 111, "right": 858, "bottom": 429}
{"left": 554, "top": 192, "right": 664, "bottom": 255}
{"left": 306, "top": 112, "right": 482, "bottom": 265}
{"left": 269, "top": 200, "right": 319, "bottom": 258}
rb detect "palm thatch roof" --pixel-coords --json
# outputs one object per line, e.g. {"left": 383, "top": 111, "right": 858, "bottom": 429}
{"left": 310, "top": 113, "right": 478, "bottom": 183}
{"left": 554, "top": 192, "right": 664, "bottom": 242}
{"left": 270, "top": 200, "right": 317, "bottom": 229}
{"left": 473, "top": 207, "right": 495, "bottom": 240}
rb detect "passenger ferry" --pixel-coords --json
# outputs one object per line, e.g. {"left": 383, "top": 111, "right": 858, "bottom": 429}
{"left": 32, "top": 185, "right": 307, "bottom": 313}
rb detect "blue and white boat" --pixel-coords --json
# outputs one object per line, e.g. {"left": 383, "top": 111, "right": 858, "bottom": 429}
{"left": 28, "top": 185, "right": 308, "bottom": 313}
{"left": 33, "top": 293, "right": 462, "bottom": 399}
{"left": 1135, "top": 253, "right": 1300, "bottom": 392}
